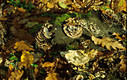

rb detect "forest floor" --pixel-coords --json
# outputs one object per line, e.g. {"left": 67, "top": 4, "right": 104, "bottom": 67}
{"left": 0, "top": 0, "right": 127, "bottom": 80}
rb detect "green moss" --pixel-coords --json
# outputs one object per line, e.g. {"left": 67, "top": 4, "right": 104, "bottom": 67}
{"left": 54, "top": 12, "right": 83, "bottom": 26}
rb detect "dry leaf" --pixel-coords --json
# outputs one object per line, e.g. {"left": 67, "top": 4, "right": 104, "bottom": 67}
{"left": 47, "top": 2, "right": 54, "bottom": 8}
{"left": 120, "top": 62, "right": 126, "bottom": 72}
{"left": 8, "top": 70, "right": 24, "bottom": 80}
{"left": 42, "top": 62, "right": 55, "bottom": 68}
{"left": 9, "top": 64, "right": 14, "bottom": 71}
{"left": 91, "top": 36, "right": 126, "bottom": 50}
{"left": 17, "top": 8, "right": 26, "bottom": 13}
{"left": 112, "top": 33, "right": 123, "bottom": 40}
{"left": 34, "top": 68, "right": 38, "bottom": 75}
{"left": 110, "top": 0, "right": 126, "bottom": 13}
{"left": 14, "top": 41, "right": 34, "bottom": 51}
{"left": 45, "top": 73, "right": 61, "bottom": 80}
{"left": 20, "top": 51, "right": 34, "bottom": 68}
{"left": 119, "top": 55, "right": 126, "bottom": 72}
{"left": 42, "top": 62, "right": 56, "bottom": 73}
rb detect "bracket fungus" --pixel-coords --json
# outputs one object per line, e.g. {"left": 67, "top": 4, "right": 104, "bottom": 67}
{"left": 63, "top": 18, "right": 87, "bottom": 39}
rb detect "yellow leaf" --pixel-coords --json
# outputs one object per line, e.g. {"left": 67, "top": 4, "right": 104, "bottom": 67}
{"left": 119, "top": 55, "right": 126, "bottom": 72}
{"left": 17, "top": 7, "right": 26, "bottom": 13}
{"left": 47, "top": 2, "right": 54, "bottom": 8}
{"left": 34, "top": 68, "right": 38, "bottom": 75}
{"left": 117, "top": 0, "right": 126, "bottom": 12}
{"left": 8, "top": 70, "right": 24, "bottom": 80}
{"left": 14, "top": 41, "right": 34, "bottom": 51}
{"left": 89, "top": 74, "right": 95, "bottom": 80}
{"left": 91, "top": 36, "right": 126, "bottom": 50}
{"left": 112, "top": 33, "right": 123, "bottom": 40}
{"left": 20, "top": 51, "right": 34, "bottom": 68}
{"left": 42, "top": 62, "right": 55, "bottom": 68}
{"left": 9, "top": 64, "right": 14, "bottom": 71}
{"left": 110, "top": 0, "right": 126, "bottom": 13}
{"left": 9, "top": 64, "right": 14, "bottom": 70}
{"left": 45, "top": 73, "right": 61, "bottom": 80}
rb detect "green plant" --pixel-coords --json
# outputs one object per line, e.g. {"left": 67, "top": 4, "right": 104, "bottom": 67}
{"left": 54, "top": 12, "right": 83, "bottom": 26}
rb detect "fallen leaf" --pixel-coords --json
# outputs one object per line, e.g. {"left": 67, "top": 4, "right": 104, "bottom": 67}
{"left": 34, "top": 68, "right": 38, "bottom": 76}
{"left": 91, "top": 36, "right": 126, "bottom": 50}
{"left": 58, "top": 2, "right": 68, "bottom": 9}
{"left": 42, "top": 62, "right": 55, "bottom": 68}
{"left": 17, "top": 7, "right": 26, "bottom": 13}
{"left": 9, "top": 64, "right": 14, "bottom": 71}
{"left": 20, "top": 51, "right": 34, "bottom": 68}
{"left": 14, "top": 41, "right": 34, "bottom": 51}
{"left": 8, "top": 70, "right": 24, "bottom": 80}
{"left": 110, "top": 0, "right": 126, "bottom": 13}
{"left": 119, "top": 55, "right": 126, "bottom": 72}
{"left": 112, "top": 33, "right": 123, "bottom": 40}
{"left": 120, "top": 63, "right": 126, "bottom": 72}
{"left": 47, "top": 2, "right": 54, "bottom": 8}
{"left": 45, "top": 73, "right": 61, "bottom": 80}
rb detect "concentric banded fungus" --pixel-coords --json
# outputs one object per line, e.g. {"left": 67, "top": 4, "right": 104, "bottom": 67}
{"left": 63, "top": 18, "right": 87, "bottom": 39}
{"left": 35, "top": 22, "right": 53, "bottom": 50}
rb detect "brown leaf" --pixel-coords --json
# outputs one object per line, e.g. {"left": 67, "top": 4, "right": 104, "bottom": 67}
{"left": 120, "top": 63, "right": 126, "bottom": 72}
{"left": 45, "top": 73, "right": 62, "bottom": 80}
{"left": 112, "top": 33, "right": 123, "bottom": 40}
{"left": 91, "top": 36, "right": 126, "bottom": 50}
{"left": 42, "top": 62, "right": 55, "bottom": 68}
{"left": 8, "top": 70, "right": 24, "bottom": 80}
{"left": 14, "top": 41, "right": 34, "bottom": 51}
{"left": 42, "top": 62, "right": 56, "bottom": 73}
{"left": 110, "top": 0, "right": 126, "bottom": 13}
{"left": 17, "top": 8, "right": 26, "bottom": 13}
{"left": 119, "top": 55, "right": 126, "bottom": 72}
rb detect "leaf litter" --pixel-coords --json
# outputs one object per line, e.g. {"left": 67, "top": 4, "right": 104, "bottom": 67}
{"left": 0, "top": 0, "right": 127, "bottom": 80}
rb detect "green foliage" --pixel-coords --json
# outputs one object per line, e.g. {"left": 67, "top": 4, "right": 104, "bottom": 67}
{"left": 31, "top": 64, "right": 38, "bottom": 67}
{"left": 54, "top": 12, "right": 82, "bottom": 26}
{"left": 9, "top": 53, "right": 18, "bottom": 61}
